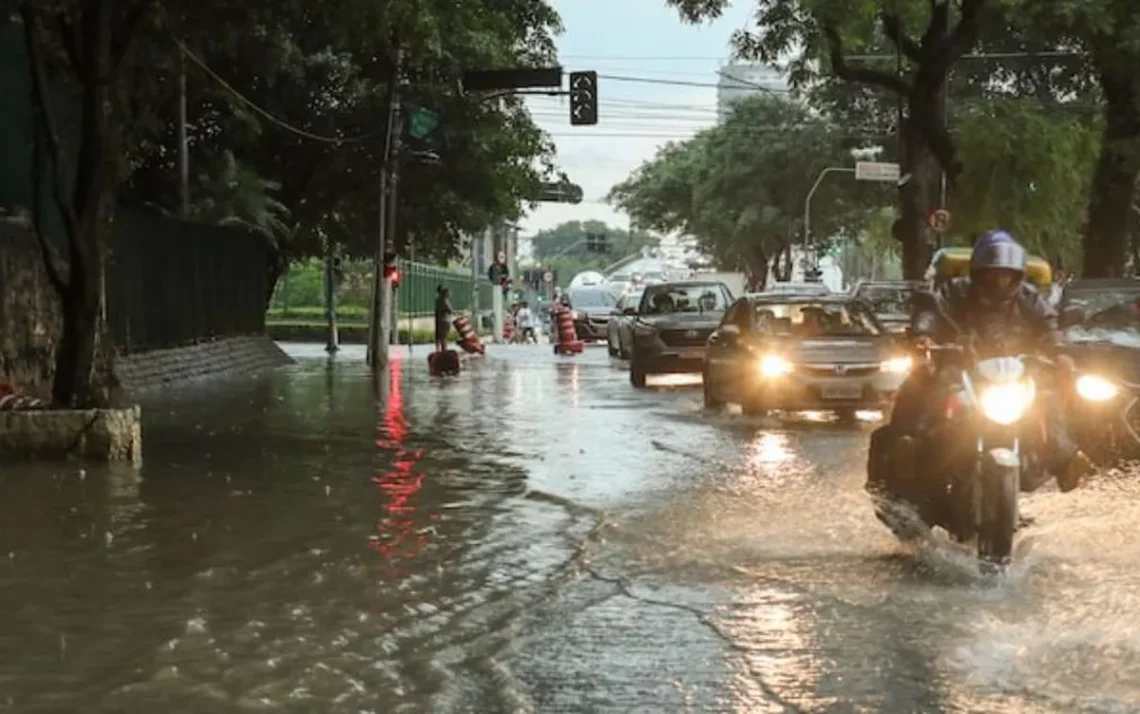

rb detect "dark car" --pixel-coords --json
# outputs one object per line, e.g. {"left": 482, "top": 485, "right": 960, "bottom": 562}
{"left": 1058, "top": 279, "right": 1140, "bottom": 460}
{"left": 606, "top": 288, "right": 643, "bottom": 358}
{"left": 628, "top": 281, "right": 732, "bottom": 387}
{"left": 850, "top": 280, "right": 926, "bottom": 334}
{"left": 702, "top": 294, "right": 912, "bottom": 417}
{"left": 568, "top": 287, "right": 617, "bottom": 341}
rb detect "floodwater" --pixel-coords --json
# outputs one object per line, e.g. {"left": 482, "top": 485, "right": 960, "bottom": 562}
{"left": 2, "top": 342, "right": 1140, "bottom": 713}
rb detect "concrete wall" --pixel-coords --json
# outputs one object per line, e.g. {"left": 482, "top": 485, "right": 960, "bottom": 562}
{"left": 115, "top": 336, "right": 293, "bottom": 393}
{"left": 1, "top": 218, "right": 291, "bottom": 400}
{"left": 0, "top": 217, "right": 116, "bottom": 401}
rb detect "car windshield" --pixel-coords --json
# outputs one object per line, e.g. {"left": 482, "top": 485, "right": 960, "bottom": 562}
{"left": 753, "top": 301, "right": 882, "bottom": 337}
{"left": 641, "top": 284, "right": 728, "bottom": 314}
{"left": 570, "top": 290, "right": 615, "bottom": 308}
{"left": 854, "top": 285, "right": 919, "bottom": 318}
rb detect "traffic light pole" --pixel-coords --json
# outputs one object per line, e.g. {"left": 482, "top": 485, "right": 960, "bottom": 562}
{"left": 368, "top": 47, "right": 404, "bottom": 369}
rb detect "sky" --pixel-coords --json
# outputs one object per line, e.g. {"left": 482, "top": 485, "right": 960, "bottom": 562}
{"left": 519, "top": 0, "right": 755, "bottom": 236}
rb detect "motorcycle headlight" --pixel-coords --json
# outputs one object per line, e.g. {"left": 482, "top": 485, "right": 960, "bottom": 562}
{"left": 759, "top": 355, "right": 792, "bottom": 378}
{"left": 1076, "top": 374, "right": 1119, "bottom": 402}
{"left": 880, "top": 356, "right": 912, "bottom": 373}
{"left": 979, "top": 379, "right": 1035, "bottom": 425}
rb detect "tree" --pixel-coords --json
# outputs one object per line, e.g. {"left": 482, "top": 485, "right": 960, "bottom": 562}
{"left": 952, "top": 99, "right": 1100, "bottom": 268}
{"left": 530, "top": 220, "right": 658, "bottom": 283}
{"left": 20, "top": 1, "right": 157, "bottom": 407}
{"left": 609, "top": 94, "right": 887, "bottom": 289}
{"left": 665, "top": 0, "right": 989, "bottom": 278}
{"left": 1018, "top": 0, "right": 1140, "bottom": 276}
{"left": 120, "top": 0, "right": 561, "bottom": 290}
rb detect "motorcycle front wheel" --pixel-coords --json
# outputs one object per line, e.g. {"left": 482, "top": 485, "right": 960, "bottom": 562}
{"left": 976, "top": 449, "right": 1020, "bottom": 568}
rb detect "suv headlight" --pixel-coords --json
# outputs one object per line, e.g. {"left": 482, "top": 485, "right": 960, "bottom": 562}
{"left": 979, "top": 379, "right": 1035, "bottom": 425}
{"left": 759, "top": 355, "right": 792, "bottom": 378}
{"left": 1076, "top": 374, "right": 1119, "bottom": 402}
{"left": 880, "top": 356, "right": 912, "bottom": 373}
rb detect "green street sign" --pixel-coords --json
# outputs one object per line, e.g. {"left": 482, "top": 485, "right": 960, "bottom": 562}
{"left": 408, "top": 107, "right": 440, "bottom": 139}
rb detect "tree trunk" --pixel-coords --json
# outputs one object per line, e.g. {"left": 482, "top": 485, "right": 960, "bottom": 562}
{"left": 896, "top": 123, "right": 939, "bottom": 279}
{"left": 1083, "top": 94, "right": 1140, "bottom": 277}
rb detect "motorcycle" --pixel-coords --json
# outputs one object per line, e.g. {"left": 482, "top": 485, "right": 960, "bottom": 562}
{"left": 872, "top": 304, "right": 1129, "bottom": 569}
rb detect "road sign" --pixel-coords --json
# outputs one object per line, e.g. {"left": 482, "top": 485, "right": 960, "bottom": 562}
{"left": 461, "top": 67, "right": 563, "bottom": 92}
{"left": 543, "top": 271, "right": 553, "bottom": 282}
{"left": 569, "top": 71, "right": 598, "bottom": 126}
{"left": 928, "top": 208, "right": 951, "bottom": 232}
{"left": 855, "top": 161, "right": 901, "bottom": 182}
{"left": 407, "top": 107, "right": 440, "bottom": 139}
{"left": 538, "top": 181, "right": 583, "bottom": 203}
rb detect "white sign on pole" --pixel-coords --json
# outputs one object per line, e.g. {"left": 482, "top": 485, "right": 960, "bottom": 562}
{"left": 543, "top": 271, "right": 554, "bottom": 282}
{"left": 855, "top": 162, "right": 901, "bottom": 182}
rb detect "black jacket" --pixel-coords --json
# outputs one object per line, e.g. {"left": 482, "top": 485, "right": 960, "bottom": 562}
{"left": 912, "top": 277, "right": 1061, "bottom": 355}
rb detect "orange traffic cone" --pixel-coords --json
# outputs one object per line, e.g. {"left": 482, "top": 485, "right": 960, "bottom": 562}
{"left": 553, "top": 305, "right": 584, "bottom": 355}
{"left": 453, "top": 315, "right": 485, "bottom": 355}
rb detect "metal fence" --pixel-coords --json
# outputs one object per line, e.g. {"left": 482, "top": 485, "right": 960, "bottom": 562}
{"left": 106, "top": 209, "right": 269, "bottom": 353}
{"left": 396, "top": 258, "right": 492, "bottom": 316}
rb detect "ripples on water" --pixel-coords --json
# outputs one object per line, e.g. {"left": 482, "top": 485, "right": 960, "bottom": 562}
{"left": 1, "top": 343, "right": 1139, "bottom": 712}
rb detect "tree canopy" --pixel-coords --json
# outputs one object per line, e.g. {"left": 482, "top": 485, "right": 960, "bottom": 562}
{"left": 609, "top": 94, "right": 892, "bottom": 288}
{"left": 530, "top": 219, "right": 659, "bottom": 284}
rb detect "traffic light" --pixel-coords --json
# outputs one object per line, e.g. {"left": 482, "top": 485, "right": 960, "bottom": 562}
{"left": 569, "top": 71, "right": 597, "bottom": 126}
{"left": 585, "top": 232, "right": 609, "bottom": 253}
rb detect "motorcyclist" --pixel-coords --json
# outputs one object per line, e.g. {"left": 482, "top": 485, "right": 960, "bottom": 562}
{"left": 869, "top": 229, "right": 1093, "bottom": 497}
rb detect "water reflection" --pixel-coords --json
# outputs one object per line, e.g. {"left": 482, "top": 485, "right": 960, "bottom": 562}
{"left": 371, "top": 357, "right": 431, "bottom": 565}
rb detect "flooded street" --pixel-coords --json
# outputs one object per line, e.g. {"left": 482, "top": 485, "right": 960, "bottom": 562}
{"left": 3, "top": 343, "right": 1140, "bottom": 712}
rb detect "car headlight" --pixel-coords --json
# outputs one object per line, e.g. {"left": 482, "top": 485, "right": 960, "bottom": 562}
{"left": 880, "top": 356, "right": 912, "bottom": 373}
{"left": 759, "top": 355, "right": 792, "bottom": 378}
{"left": 1076, "top": 374, "right": 1119, "bottom": 402}
{"left": 979, "top": 379, "right": 1035, "bottom": 425}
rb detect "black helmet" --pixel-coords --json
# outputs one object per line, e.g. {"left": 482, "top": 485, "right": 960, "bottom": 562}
{"left": 971, "top": 229, "right": 1027, "bottom": 306}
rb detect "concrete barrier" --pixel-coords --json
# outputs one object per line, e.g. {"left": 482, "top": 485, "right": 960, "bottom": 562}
{"left": 115, "top": 335, "right": 294, "bottom": 393}
{"left": 0, "top": 406, "right": 142, "bottom": 463}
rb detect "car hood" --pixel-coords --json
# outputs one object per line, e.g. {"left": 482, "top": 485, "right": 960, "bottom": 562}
{"left": 638, "top": 313, "right": 723, "bottom": 329}
{"left": 573, "top": 306, "right": 613, "bottom": 318}
{"left": 763, "top": 336, "right": 896, "bottom": 363}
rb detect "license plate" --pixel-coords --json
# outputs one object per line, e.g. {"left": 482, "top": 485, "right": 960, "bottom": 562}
{"left": 676, "top": 348, "right": 704, "bottom": 359}
{"left": 822, "top": 384, "right": 862, "bottom": 400}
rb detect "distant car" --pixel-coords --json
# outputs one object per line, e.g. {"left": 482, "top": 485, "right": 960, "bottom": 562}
{"left": 568, "top": 287, "right": 617, "bottom": 341}
{"left": 850, "top": 280, "right": 926, "bottom": 334}
{"left": 762, "top": 281, "right": 831, "bottom": 297}
{"left": 629, "top": 281, "right": 733, "bottom": 387}
{"left": 702, "top": 294, "right": 911, "bottom": 417}
{"left": 607, "top": 288, "right": 644, "bottom": 358}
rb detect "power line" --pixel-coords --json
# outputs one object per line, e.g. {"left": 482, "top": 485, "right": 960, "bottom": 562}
{"left": 176, "top": 38, "right": 381, "bottom": 144}
{"left": 597, "top": 73, "right": 790, "bottom": 91}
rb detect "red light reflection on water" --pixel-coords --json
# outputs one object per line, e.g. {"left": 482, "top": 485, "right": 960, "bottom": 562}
{"left": 369, "top": 357, "right": 431, "bottom": 562}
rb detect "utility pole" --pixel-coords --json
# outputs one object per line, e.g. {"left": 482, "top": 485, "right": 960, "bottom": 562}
{"left": 324, "top": 238, "right": 339, "bottom": 354}
{"left": 368, "top": 46, "right": 404, "bottom": 368}
{"left": 177, "top": 45, "right": 189, "bottom": 217}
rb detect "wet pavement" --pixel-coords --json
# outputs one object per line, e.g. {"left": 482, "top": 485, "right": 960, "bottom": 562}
{"left": 3, "top": 342, "right": 1140, "bottom": 712}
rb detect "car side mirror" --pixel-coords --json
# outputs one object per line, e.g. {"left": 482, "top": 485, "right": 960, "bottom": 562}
{"left": 1058, "top": 306, "right": 1085, "bottom": 329}
{"left": 623, "top": 307, "right": 638, "bottom": 316}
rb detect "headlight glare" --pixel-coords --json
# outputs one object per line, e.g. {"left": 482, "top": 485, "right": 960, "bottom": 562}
{"left": 880, "top": 356, "right": 913, "bottom": 373}
{"left": 1076, "top": 374, "right": 1119, "bottom": 402}
{"left": 759, "top": 355, "right": 792, "bottom": 378}
{"left": 979, "top": 380, "right": 1035, "bottom": 425}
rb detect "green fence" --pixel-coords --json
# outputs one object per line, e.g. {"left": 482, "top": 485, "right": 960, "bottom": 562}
{"left": 396, "top": 259, "right": 492, "bottom": 316}
{"left": 106, "top": 209, "right": 269, "bottom": 352}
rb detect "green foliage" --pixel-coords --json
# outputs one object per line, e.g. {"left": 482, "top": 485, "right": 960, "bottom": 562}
{"left": 953, "top": 99, "right": 1100, "bottom": 267}
{"left": 120, "top": 0, "right": 563, "bottom": 265}
{"left": 530, "top": 220, "right": 659, "bottom": 283}
{"left": 609, "top": 94, "right": 891, "bottom": 279}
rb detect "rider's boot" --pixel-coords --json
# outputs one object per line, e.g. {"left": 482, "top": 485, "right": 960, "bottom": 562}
{"left": 892, "top": 434, "right": 918, "bottom": 490}
{"left": 1056, "top": 449, "right": 1094, "bottom": 493}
